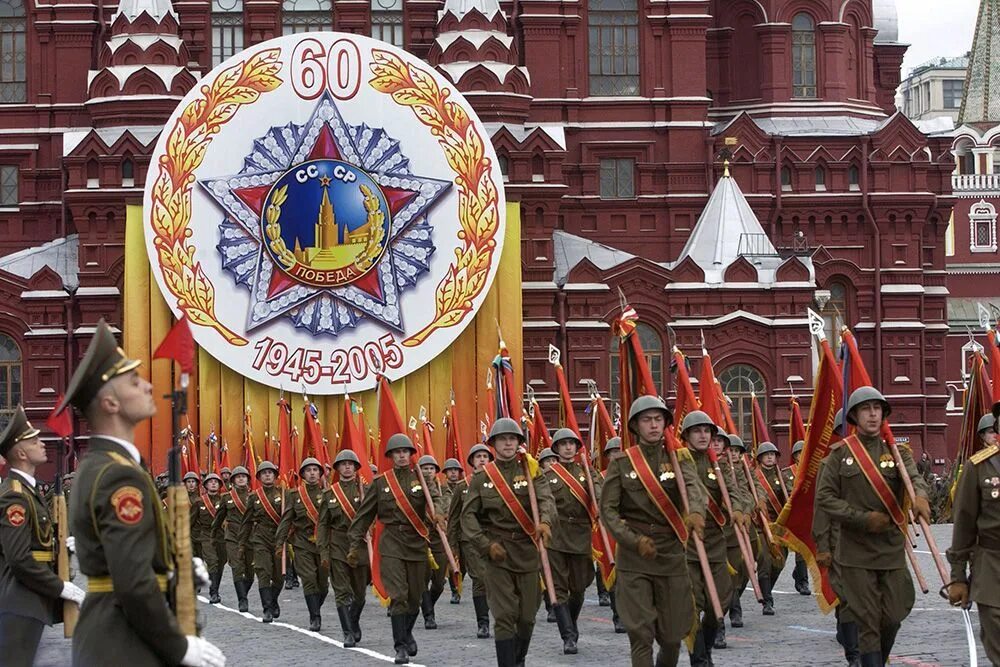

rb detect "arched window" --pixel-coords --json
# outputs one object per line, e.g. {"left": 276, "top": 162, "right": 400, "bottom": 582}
{"left": 791, "top": 13, "right": 816, "bottom": 98}
{"left": 814, "top": 166, "right": 826, "bottom": 191}
{"left": 371, "top": 0, "right": 403, "bottom": 47}
{"left": 848, "top": 165, "right": 860, "bottom": 191}
{"left": 282, "top": 0, "right": 332, "bottom": 35}
{"left": 780, "top": 165, "right": 792, "bottom": 191}
{"left": 0, "top": 0, "right": 26, "bottom": 103}
{"left": 588, "top": 0, "right": 639, "bottom": 96}
{"left": 718, "top": 364, "right": 766, "bottom": 445}
{"left": 122, "top": 158, "right": 135, "bottom": 187}
{"left": 498, "top": 154, "right": 509, "bottom": 182}
{"left": 609, "top": 322, "right": 662, "bottom": 400}
{"left": 211, "top": 0, "right": 244, "bottom": 66}
{"left": 818, "top": 281, "right": 848, "bottom": 351}
{"left": 0, "top": 334, "right": 21, "bottom": 430}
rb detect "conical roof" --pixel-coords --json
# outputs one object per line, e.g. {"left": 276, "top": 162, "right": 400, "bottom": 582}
{"left": 959, "top": 0, "right": 1000, "bottom": 124}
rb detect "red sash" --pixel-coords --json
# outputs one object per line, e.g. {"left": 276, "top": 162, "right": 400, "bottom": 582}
{"left": 229, "top": 487, "right": 247, "bottom": 515}
{"left": 706, "top": 495, "right": 727, "bottom": 527}
{"left": 551, "top": 463, "right": 597, "bottom": 522}
{"left": 843, "top": 435, "right": 907, "bottom": 526}
{"left": 297, "top": 482, "right": 321, "bottom": 538}
{"left": 256, "top": 487, "right": 281, "bottom": 525}
{"left": 754, "top": 467, "right": 783, "bottom": 516}
{"left": 331, "top": 481, "right": 358, "bottom": 522}
{"left": 384, "top": 470, "right": 430, "bottom": 541}
{"left": 200, "top": 492, "right": 218, "bottom": 518}
{"left": 624, "top": 448, "right": 688, "bottom": 542}
{"left": 483, "top": 462, "right": 536, "bottom": 538}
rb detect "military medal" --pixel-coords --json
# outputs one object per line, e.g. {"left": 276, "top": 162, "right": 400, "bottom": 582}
{"left": 708, "top": 472, "right": 716, "bottom": 481}
{"left": 846, "top": 457, "right": 854, "bottom": 466}
{"left": 629, "top": 471, "right": 638, "bottom": 480}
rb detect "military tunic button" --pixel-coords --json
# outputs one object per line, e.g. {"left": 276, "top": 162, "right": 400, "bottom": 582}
{"left": 383, "top": 487, "right": 391, "bottom": 493}
{"left": 629, "top": 471, "right": 638, "bottom": 479}
{"left": 993, "top": 490, "right": 999, "bottom": 499}
{"left": 846, "top": 457, "right": 854, "bottom": 465}
{"left": 550, "top": 478, "right": 558, "bottom": 484}
{"left": 578, "top": 476, "right": 585, "bottom": 482}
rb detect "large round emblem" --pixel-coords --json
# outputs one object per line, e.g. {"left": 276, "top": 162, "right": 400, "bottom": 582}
{"left": 143, "top": 34, "right": 506, "bottom": 393}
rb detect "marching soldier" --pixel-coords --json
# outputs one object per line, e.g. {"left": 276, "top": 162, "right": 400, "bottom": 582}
{"left": 600, "top": 436, "right": 626, "bottom": 635}
{"left": 0, "top": 406, "right": 85, "bottom": 666}
{"left": 817, "top": 387, "right": 930, "bottom": 667}
{"left": 65, "top": 319, "right": 225, "bottom": 666}
{"left": 318, "top": 449, "right": 370, "bottom": 647}
{"left": 447, "top": 443, "right": 494, "bottom": 639}
{"left": 545, "top": 427, "right": 602, "bottom": 655}
{"left": 789, "top": 440, "right": 811, "bottom": 596}
{"left": 946, "top": 408, "right": 1000, "bottom": 665}
{"left": 461, "top": 417, "right": 556, "bottom": 667}
{"left": 417, "top": 454, "right": 449, "bottom": 630}
{"left": 220, "top": 467, "right": 232, "bottom": 489}
{"left": 211, "top": 466, "right": 254, "bottom": 612}
{"left": 192, "top": 472, "right": 227, "bottom": 604}
{"left": 753, "top": 441, "right": 791, "bottom": 615}
{"left": 238, "top": 460, "right": 283, "bottom": 622}
{"left": 680, "top": 411, "right": 735, "bottom": 666}
{"left": 442, "top": 457, "right": 465, "bottom": 605}
{"left": 723, "top": 434, "right": 756, "bottom": 631}
{"left": 276, "top": 457, "right": 329, "bottom": 631}
{"left": 347, "top": 433, "right": 445, "bottom": 665}
{"left": 600, "top": 396, "right": 705, "bottom": 667}
{"left": 536, "top": 446, "right": 558, "bottom": 624}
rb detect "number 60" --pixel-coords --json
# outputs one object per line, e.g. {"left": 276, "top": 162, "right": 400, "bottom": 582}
{"left": 290, "top": 37, "right": 362, "bottom": 101}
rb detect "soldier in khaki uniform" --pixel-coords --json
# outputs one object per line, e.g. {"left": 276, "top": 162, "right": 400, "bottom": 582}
{"left": 65, "top": 319, "right": 224, "bottom": 667}
{"left": 722, "top": 434, "right": 756, "bottom": 632}
{"left": 600, "top": 436, "right": 626, "bottom": 634}
{"left": 0, "top": 406, "right": 85, "bottom": 666}
{"left": 318, "top": 449, "right": 370, "bottom": 647}
{"left": 211, "top": 465, "right": 254, "bottom": 612}
{"left": 276, "top": 457, "right": 328, "bottom": 631}
{"left": 788, "top": 440, "right": 811, "bottom": 596}
{"left": 946, "top": 409, "right": 1000, "bottom": 665}
{"left": 752, "top": 441, "right": 792, "bottom": 616}
{"left": 536, "top": 447, "right": 558, "bottom": 624}
{"left": 817, "top": 387, "right": 930, "bottom": 667}
{"left": 680, "top": 411, "right": 735, "bottom": 666}
{"left": 442, "top": 458, "right": 465, "bottom": 605}
{"left": 447, "top": 443, "right": 494, "bottom": 639}
{"left": 238, "top": 460, "right": 283, "bottom": 622}
{"left": 599, "top": 396, "right": 706, "bottom": 667}
{"left": 192, "top": 472, "right": 227, "bottom": 604}
{"left": 417, "top": 454, "right": 450, "bottom": 630}
{"left": 545, "top": 427, "right": 602, "bottom": 655}
{"left": 461, "top": 418, "right": 556, "bottom": 667}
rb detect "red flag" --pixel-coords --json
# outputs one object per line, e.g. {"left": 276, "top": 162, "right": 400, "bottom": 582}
{"left": 988, "top": 330, "right": 1000, "bottom": 406}
{"left": 529, "top": 401, "right": 552, "bottom": 457}
{"left": 672, "top": 348, "right": 700, "bottom": 436}
{"left": 958, "top": 351, "right": 991, "bottom": 461}
{"left": 613, "top": 303, "right": 658, "bottom": 446}
{"left": 153, "top": 315, "right": 195, "bottom": 373}
{"left": 243, "top": 407, "right": 259, "bottom": 490}
{"left": 750, "top": 392, "right": 770, "bottom": 455}
{"left": 789, "top": 396, "right": 807, "bottom": 460}
{"left": 302, "top": 399, "right": 330, "bottom": 478}
{"left": 220, "top": 439, "right": 232, "bottom": 472}
{"left": 590, "top": 395, "right": 617, "bottom": 472}
{"left": 276, "top": 397, "right": 296, "bottom": 487}
{"left": 491, "top": 338, "right": 518, "bottom": 421}
{"left": 185, "top": 428, "right": 199, "bottom": 476}
{"left": 698, "top": 352, "right": 723, "bottom": 429}
{"left": 340, "top": 397, "right": 373, "bottom": 484}
{"left": 421, "top": 412, "right": 435, "bottom": 461}
{"left": 262, "top": 431, "right": 272, "bottom": 465}
{"left": 46, "top": 396, "right": 73, "bottom": 439}
{"left": 444, "top": 394, "right": 468, "bottom": 474}
{"left": 773, "top": 338, "right": 842, "bottom": 612}
{"left": 552, "top": 360, "right": 582, "bottom": 440}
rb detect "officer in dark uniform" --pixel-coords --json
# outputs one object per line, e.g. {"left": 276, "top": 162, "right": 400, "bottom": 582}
{"left": 211, "top": 465, "right": 254, "bottom": 612}
{"left": 442, "top": 457, "right": 465, "bottom": 605}
{"left": 0, "top": 406, "right": 85, "bottom": 666}
{"left": 193, "top": 472, "right": 226, "bottom": 604}
{"left": 946, "top": 407, "right": 1000, "bottom": 665}
{"left": 318, "top": 449, "right": 370, "bottom": 647}
{"left": 545, "top": 427, "right": 602, "bottom": 655}
{"left": 65, "top": 319, "right": 224, "bottom": 666}
{"left": 447, "top": 442, "right": 494, "bottom": 639}
{"left": 753, "top": 441, "right": 791, "bottom": 616}
{"left": 347, "top": 433, "right": 445, "bottom": 665}
{"left": 276, "top": 457, "right": 329, "bottom": 631}
{"left": 817, "top": 387, "right": 930, "bottom": 667}
{"left": 600, "top": 396, "right": 705, "bottom": 667}
{"left": 238, "top": 460, "right": 283, "bottom": 622}
{"left": 462, "top": 417, "right": 556, "bottom": 667}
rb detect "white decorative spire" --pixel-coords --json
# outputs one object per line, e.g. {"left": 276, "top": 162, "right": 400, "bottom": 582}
{"left": 113, "top": 0, "right": 177, "bottom": 22}
{"left": 441, "top": 0, "right": 501, "bottom": 19}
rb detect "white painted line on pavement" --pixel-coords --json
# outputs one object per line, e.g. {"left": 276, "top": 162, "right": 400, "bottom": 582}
{"left": 198, "top": 595, "right": 427, "bottom": 666}
{"left": 787, "top": 625, "right": 837, "bottom": 635}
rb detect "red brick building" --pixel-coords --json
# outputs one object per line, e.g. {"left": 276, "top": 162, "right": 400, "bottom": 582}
{"left": 0, "top": 0, "right": 962, "bottom": 473}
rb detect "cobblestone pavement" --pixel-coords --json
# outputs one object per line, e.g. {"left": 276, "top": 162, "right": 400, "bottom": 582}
{"left": 37, "top": 523, "right": 984, "bottom": 666}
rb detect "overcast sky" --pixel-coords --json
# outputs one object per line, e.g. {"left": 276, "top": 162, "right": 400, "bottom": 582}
{"left": 898, "top": 0, "right": 980, "bottom": 76}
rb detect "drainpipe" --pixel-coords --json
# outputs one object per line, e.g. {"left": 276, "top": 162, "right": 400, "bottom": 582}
{"left": 556, "top": 288, "right": 567, "bottom": 354}
{"left": 861, "top": 137, "right": 882, "bottom": 386}
{"left": 61, "top": 160, "right": 78, "bottom": 449}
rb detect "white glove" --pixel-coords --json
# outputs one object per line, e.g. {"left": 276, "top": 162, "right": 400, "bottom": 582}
{"left": 181, "top": 636, "right": 226, "bottom": 667}
{"left": 66, "top": 536, "right": 75, "bottom": 553}
{"left": 193, "top": 557, "right": 210, "bottom": 589}
{"left": 60, "top": 581, "right": 85, "bottom": 605}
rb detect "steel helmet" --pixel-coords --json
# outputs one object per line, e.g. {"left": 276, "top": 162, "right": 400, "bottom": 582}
{"left": 203, "top": 473, "right": 223, "bottom": 485}
{"left": 680, "top": 410, "right": 718, "bottom": 438}
{"left": 334, "top": 450, "right": 361, "bottom": 466}
{"left": 256, "top": 461, "right": 278, "bottom": 477}
{"left": 221, "top": 466, "right": 232, "bottom": 475}
{"left": 755, "top": 441, "right": 779, "bottom": 459}
{"left": 230, "top": 466, "right": 250, "bottom": 479}
{"left": 977, "top": 413, "right": 996, "bottom": 435}
{"left": 299, "top": 457, "right": 322, "bottom": 475}
{"left": 466, "top": 443, "right": 494, "bottom": 465}
{"left": 442, "top": 458, "right": 463, "bottom": 473}
{"left": 845, "top": 386, "right": 891, "bottom": 425}
{"left": 551, "top": 427, "right": 582, "bottom": 450}
{"left": 417, "top": 454, "right": 440, "bottom": 470}
{"left": 183, "top": 472, "right": 200, "bottom": 482}
{"left": 627, "top": 395, "right": 674, "bottom": 433}
{"left": 791, "top": 440, "right": 805, "bottom": 457}
{"left": 833, "top": 409, "right": 845, "bottom": 436}
{"left": 727, "top": 434, "right": 747, "bottom": 451}
{"left": 487, "top": 418, "right": 525, "bottom": 444}
{"left": 538, "top": 447, "right": 557, "bottom": 462}
{"left": 604, "top": 436, "right": 622, "bottom": 453}
{"left": 385, "top": 433, "right": 417, "bottom": 456}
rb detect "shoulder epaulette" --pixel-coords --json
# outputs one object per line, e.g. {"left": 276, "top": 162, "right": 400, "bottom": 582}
{"left": 675, "top": 446, "right": 693, "bottom": 463}
{"left": 10, "top": 479, "right": 22, "bottom": 494}
{"left": 829, "top": 440, "right": 846, "bottom": 451}
{"left": 106, "top": 451, "right": 138, "bottom": 468}
{"left": 971, "top": 444, "right": 999, "bottom": 465}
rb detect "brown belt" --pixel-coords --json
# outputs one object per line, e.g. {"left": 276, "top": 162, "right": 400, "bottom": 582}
{"left": 978, "top": 535, "right": 1000, "bottom": 551}
{"left": 88, "top": 574, "right": 169, "bottom": 593}
{"left": 487, "top": 528, "right": 533, "bottom": 542}
{"left": 625, "top": 519, "right": 678, "bottom": 536}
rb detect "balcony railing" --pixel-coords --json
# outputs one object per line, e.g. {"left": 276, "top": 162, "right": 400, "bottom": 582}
{"left": 952, "top": 173, "right": 1000, "bottom": 192}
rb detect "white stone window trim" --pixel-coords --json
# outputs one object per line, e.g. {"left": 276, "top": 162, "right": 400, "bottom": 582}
{"left": 969, "top": 198, "right": 997, "bottom": 253}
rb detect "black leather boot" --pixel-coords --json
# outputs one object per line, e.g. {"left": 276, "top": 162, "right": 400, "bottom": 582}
{"left": 338, "top": 606, "right": 357, "bottom": 647}
{"left": 793, "top": 555, "right": 811, "bottom": 595}
{"left": 514, "top": 632, "right": 531, "bottom": 667}
{"left": 391, "top": 614, "right": 410, "bottom": 664}
{"left": 729, "top": 587, "right": 744, "bottom": 627}
{"left": 421, "top": 591, "right": 437, "bottom": 629}
{"left": 270, "top": 585, "right": 282, "bottom": 618}
{"left": 236, "top": 579, "right": 249, "bottom": 612}
{"left": 494, "top": 638, "right": 517, "bottom": 667}
{"left": 568, "top": 596, "right": 583, "bottom": 646}
{"left": 450, "top": 576, "right": 461, "bottom": 604}
{"left": 713, "top": 622, "right": 727, "bottom": 649}
{"left": 473, "top": 595, "right": 491, "bottom": 638}
{"left": 260, "top": 586, "right": 273, "bottom": 623}
{"left": 554, "top": 604, "right": 578, "bottom": 655}
{"left": 689, "top": 629, "right": 709, "bottom": 667}
{"left": 595, "top": 570, "right": 610, "bottom": 606}
{"left": 841, "top": 621, "right": 860, "bottom": 666}
{"left": 859, "top": 652, "right": 882, "bottom": 667}
{"left": 209, "top": 569, "right": 222, "bottom": 604}
{"left": 759, "top": 575, "right": 774, "bottom": 615}
{"left": 350, "top": 598, "right": 365, "bottom": 642}
{"left": 879, "top": 623, "right": 900, "bottom": 665}
{"left": 610, "top": 591, "right": 625, "bottom": 633}
{"left": 544, "top": 596, "right": 555, "bottom": 623}
{"left": 405, "top": 612, "right": 418, "bottom": 656}
{"left": 305, "top": 593, "right": 322, "bottom": 631}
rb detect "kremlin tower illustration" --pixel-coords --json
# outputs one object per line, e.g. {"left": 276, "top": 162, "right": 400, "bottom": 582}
{"left": 292, "top": 178, "right": 371, "bottom": 268}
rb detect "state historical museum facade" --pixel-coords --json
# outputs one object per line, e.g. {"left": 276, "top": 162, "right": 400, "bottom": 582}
{"left": 0, "top": 0, "right": 963, "bottom": 465}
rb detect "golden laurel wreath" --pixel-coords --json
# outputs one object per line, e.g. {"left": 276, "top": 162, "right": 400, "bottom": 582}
{"left": 264, "top": 184, "right": 295, "bottom": 268}
{"left": 354, "top": 184, "right": 386, "bottom": 272}
{"left": 369, "top": 50, "right": 502, "bottom": 347}
{"left": 148, "top": 50, "right": 283, "bottom": 345}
